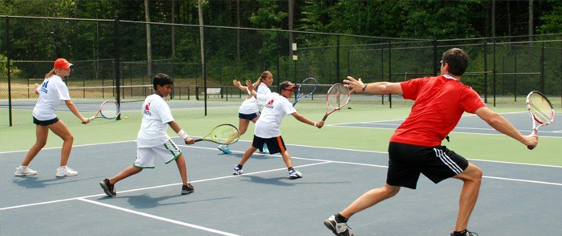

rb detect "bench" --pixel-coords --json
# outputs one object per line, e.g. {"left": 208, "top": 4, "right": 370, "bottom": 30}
{"left": 196, "top": 87, "right": 222, "bottom": 100}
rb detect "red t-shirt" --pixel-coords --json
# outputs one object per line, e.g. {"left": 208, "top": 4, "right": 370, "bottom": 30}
{"left": 390, "top": 75, "right": 486, "bottom": 147}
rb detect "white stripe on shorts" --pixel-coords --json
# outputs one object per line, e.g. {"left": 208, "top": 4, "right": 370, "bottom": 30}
{"left": 434, "top": 148, "right": 463, "bottom": 174}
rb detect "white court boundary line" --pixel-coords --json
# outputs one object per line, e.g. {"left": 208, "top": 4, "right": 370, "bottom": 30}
{"left": 77, "top": 198, "right": 241, "bottom": 236}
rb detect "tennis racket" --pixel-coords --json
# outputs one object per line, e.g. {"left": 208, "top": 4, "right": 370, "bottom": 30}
{"left": 321, "top": 83, "right": 352, "bottom": 124}
{"left": 89, "top": 101, "right": 120, "bottom": 121}
{"left": 526, "top": 90, "right": 555, "bottom": 150}
{"left": 189, "top": 124, "right": 240, "bottom": 145}
{"left": 293, "top": 77, "right": 318, "bottom": 106}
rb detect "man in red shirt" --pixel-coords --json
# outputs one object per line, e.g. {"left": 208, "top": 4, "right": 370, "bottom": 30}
{"left": 323, "top": 48, "right": 538, "bottom": 236}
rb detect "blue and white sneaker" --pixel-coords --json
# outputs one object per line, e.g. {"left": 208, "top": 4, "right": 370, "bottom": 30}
{"left": 288, "top": 169, "right": 302, "bottom": 179}
{"left": 233, "top": 165, "right": 243, "bottom": 175}
{"left": 261, "top": 144, "right": 269, "bottom": 154}
{"left": 218, "top": 145, "right": 232, "bottom": 154}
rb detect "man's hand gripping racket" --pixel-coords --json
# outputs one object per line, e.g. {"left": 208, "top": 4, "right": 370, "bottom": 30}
{"left": 525, "top": 90, "right": 555, "bottom": 150}
{"left": 320, "top": 83, "right": 352, "bottom": 127}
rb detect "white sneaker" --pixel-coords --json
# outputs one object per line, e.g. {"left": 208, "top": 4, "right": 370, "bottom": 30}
{"left": 56, "top": 166, "right": 78, "bottom": 177}
{"left": 288, "top": 169, "right": 302, "bottom": 179}
{"left": 15, "top": 166, "right": 38, "bottom": 177}
{"left": 324, "top": 215, "right": 353, "bottom": 236}
{"left": 218, "top": 145, "right": 232, "bottom": 154}
{"left": 261, "top": 144, "right": 269, "bottom": 154}
{"left": 233, "top": 165, "right": 243, "bottom": 175}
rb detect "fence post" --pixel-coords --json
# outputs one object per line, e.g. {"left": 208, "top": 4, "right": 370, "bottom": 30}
{"left": 114, "top": 15, "right": 121, "bottom": 120}
{"left": 346, "top": 49, "right": 350, "bottom": 76}
{"left": 541, "top": 42, "right": 545, "bottom": 93}
{"left": 388, "top": 40, "right": 392, "bottom": 108}
{"left": 381, "top": 46, "right": 384, "bottom": 105}
{"left": 433, "top": 39, "right": 438, "bottom": 76}
{"left": 483, "top": 42, "right": 488, "bottom": 104}
{"left": 6, "top": 16, "right": 12, "bottom": 126}
{"left": 336, "top": 35, "right": 340, "bottom": 84}
{"left": 493, "top": 38, "right": 496, "bottom": 107}
{"left": 514, "top": 46, "right": 518, "bottom": 102}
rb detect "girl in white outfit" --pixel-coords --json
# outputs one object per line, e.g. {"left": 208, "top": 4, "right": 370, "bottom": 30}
{"left": 15, "top": 58, "right": 90, "bottom": 177}
{"left": 218, "top": 71, "right": 273, "bottom": 154}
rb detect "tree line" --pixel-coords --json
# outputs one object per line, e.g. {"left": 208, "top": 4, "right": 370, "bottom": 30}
{"left": 2, "top": 0, "right": 562, "bottom": 39}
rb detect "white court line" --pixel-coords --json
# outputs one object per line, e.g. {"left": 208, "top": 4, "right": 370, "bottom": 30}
{"left": 77, "top": 198, "right": 240, "bottom": 236}
{"left": 483, "top": 176, "right": 562, "bottom": 187}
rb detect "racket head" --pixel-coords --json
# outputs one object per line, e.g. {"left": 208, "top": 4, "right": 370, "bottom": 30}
{"left": 198, "top": 124, "right": 240, "bottom": 145}
{"left": 298, "top": 77, "right": 317, "bottom": 98}
{"left": 293, "top": 77, "right": 318, "bottom": 106}
{"left": 99, "top": 101, "right": 120, "bottom": 119}
{"left": 326, "top": 83, "right": 351, "bottom": 111}
{"left": 526, "top": 91, "right": 555, "bottom": 126}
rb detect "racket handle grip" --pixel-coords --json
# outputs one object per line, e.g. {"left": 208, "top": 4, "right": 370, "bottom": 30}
{"left": 527, "top": 129, "right": 538, "bottom": 150}
{"left": 322, "top": 114, "right": 328, "bottom": 122}
{"left": 192, "top": 138, "right": 203, "bottom": 143}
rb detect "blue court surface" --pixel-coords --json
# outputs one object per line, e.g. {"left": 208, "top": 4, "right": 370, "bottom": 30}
{"left": 1, "top": 137, "right": 561, "bottom": 236}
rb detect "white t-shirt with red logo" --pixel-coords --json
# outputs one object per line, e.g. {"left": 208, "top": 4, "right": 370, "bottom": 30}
{"left": 238, "top": 82, "right": 271, "bottom": 114}
{"left": 137, "top": 94, "right": 175, "bottom": 147}
{"left": 33, "top": 75, "right": 71, "bottom": 120}
{"left": 254, "top": 92, "right": 296, "bottom": 138}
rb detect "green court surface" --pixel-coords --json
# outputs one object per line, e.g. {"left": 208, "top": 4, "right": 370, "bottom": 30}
{"left": 1, "top": 106, "right": 560, "bottom": 167}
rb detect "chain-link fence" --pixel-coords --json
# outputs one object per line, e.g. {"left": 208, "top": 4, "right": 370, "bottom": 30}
{"left": 1, "top": 15, "right": 561, "bottom": 127}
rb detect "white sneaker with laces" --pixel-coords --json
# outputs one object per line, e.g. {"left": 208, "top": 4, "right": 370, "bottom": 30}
{"left": 56, "top": 166, "right": 78, "bottom": 177}
{"left": 324, "top": 215, "right": 353, "bottom": 236}
{"left": 233, "top": 165, "right": 243, "bottom": 175}
{"left": 15, "top": 166, "right": 38, "bottom": 177}
{"left": 288, "top": 169, "right": 302, "bottom": 179}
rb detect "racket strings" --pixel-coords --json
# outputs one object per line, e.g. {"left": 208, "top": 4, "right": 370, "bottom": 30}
{"left": 212, "top": 126, "right": 239, "bottom": 144}
{"left": 529, "top": 95, "right": 554, "bottom": 123}
{"left": 299, "top": 84, "right": 315, "bottom": 96}
{"left": 328, "top": 86, "right": 350, "bottom": 108}
{"left": 100, "top": 102, "right": 119, "bottom": 118}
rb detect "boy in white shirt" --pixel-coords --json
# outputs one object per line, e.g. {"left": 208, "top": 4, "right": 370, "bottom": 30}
{"left": 100, "top": 73, "right": 195, "bottom": 197}
{"left": 232, "top": 81, "right": 324, "bottom": 179}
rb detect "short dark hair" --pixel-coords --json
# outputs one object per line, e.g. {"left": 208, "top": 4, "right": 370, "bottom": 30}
{"left": 442, "top": 48, "right": 470, "bottom": 76}
{"left": 153, "top": 73, "right": 173, "bottom": 90}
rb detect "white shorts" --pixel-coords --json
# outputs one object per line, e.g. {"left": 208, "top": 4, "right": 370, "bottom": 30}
{"left": 134, "top": 139, "right": 182, "bottom": 169}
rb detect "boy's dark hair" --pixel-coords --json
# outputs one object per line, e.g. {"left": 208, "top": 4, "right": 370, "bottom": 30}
{"left": 442, "top": 48, "right": 470, "bottom": 76}
{"left": 153, "top": 73, "right": 173, "bottom": 90}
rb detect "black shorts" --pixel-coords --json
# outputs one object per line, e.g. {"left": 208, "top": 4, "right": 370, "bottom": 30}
{"left": 252, "top": 135, "right": 286, "bottom": 155}
{"left": 386, "top": 142, "right": 469, "bottom": 189}
{"left": 239, "top": 112, "right": 260, "bottom": 120}
{"left": 33, "top": 117, "right": 59, "bottom": 126}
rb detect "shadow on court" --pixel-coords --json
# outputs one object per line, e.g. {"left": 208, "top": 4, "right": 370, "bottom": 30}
{"left": 12, "top": 176, "right": 105, "bottom": 189}
{"left": 98, "top": 193, "right": 236, "bottom": 209}
{"left": 241, "top": 175, "right": 349, "bottom": 187}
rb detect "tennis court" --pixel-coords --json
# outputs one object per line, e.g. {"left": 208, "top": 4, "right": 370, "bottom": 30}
{"left": 1, "top": 107, "right": 561, "bottom": 236}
